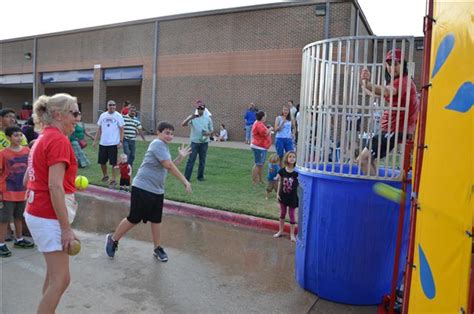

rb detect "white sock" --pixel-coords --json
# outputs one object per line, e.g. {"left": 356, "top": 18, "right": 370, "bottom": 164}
{"left": 0, "top": 243, "right": 5, "bottom": 246}
{"left": 16, "top": 237, "right": 23, "bottom": 242}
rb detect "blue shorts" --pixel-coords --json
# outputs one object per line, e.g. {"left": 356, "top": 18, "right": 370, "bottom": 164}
{"left": 252, "top": 148, "right": 267, "bottom": 166}
{"left": 275, "top": 137, "right": 294, "bottom": 158}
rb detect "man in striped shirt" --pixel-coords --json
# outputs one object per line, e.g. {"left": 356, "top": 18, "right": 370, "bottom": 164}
{"left": 122, "top": 106, "right": 146, "bottom": 167}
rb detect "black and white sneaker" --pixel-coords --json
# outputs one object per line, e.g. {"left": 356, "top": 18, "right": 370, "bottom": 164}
{"left": 153, "top": 246, "right": 168, "bottom": 262}
{"left": 14, "top": 239, "right": 35, "bottom": 248}
{"left": 0, "top": 245, "right": 12, "bottom": 257}
{"left": 105, "top": 234, "right": 119, "bottom": 258}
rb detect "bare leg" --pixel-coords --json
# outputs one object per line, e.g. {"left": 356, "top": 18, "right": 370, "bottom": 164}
{"left": 112, "top": 218, "right": 136, "bottom": 241}
{"left": 38, "top": 251, "right": 70, "bottom": 314}
{"left": 256, "top": 165, "right": 264, "bottom": 184}
{"left": 100, "top": 164, "right": 108, "bottom": 178}
{"left": 7, "top": 224, "right": 13, "bottom": 238}
{"left": 358, "top": 148, "right": 377, "bottom": 176}
{"left": 273, "top": 219, "right": 285, "bottom": 238}
{"left": 42, "top": 270, "right": 49, "bottom": 295}
{"left": 0, "top": 222, "right": 8, "bottom": 243}
{"left": 150, "top": 223, "right": 161, "bottom": 248}
{"left": 13, "top": 219, "right": 23, "bottom": 239}
{"left": 290, "top": 224, "right": 296, "bottom": 242}
{"left": 111, "top": 165, "right": 117, "bottom": 183}
{"left": 252, "top": 165, "right": 259, "bottom": 185}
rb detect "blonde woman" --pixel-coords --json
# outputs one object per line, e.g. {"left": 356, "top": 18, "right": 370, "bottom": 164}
{"left": 24, "top": 93, "right": 81, "bottom": 313}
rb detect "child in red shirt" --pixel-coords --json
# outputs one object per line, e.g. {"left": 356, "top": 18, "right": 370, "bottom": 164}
{"left": 0, "top": 126, "right": 34, "bottom": 257}
{"left": 116, "top": 154, "right": 132, "bottom": 192}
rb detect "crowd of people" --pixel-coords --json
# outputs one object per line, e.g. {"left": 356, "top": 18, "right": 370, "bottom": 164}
{"left": 247, "top": 102, "right": 300, "bottom": 242}
{"left": 0, "top": 47, "right": 417, "bottom": 312}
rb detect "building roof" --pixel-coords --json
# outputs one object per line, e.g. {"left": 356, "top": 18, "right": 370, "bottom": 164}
{"left": 0, "top": 0, "right": 373, "bottom": 43}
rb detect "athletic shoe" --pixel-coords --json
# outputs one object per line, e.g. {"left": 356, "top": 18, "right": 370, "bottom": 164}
{"left": 108, "top": 180, "right": 117, "bottom": 189}
{"left": 0, "top": 245, "right": 12, "bottom": 257}
{"left": 153, "top": 246, "right": 168, "bottom": 262}
{"left": 105, "top": 234, "right": 118, "bottom": 258}
{"left": 14, "top": 239, "right": 35, "bottom": 248}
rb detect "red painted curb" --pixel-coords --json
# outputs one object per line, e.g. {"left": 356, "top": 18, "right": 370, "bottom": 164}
{"left": 84, "top": 185, "right": 295, "bottom": 233}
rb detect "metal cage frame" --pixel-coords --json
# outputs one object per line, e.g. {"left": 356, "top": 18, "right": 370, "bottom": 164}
{"left": 296, "top": 36, "right": 416, "bottom": 181}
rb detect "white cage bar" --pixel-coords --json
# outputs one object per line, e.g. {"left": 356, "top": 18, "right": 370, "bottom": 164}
{"left": 297, "top": 36, "right": 415, "bottom": 181}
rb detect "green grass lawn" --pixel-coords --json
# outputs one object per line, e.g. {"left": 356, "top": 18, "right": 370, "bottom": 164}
{"left": 78, "top": 140, "right": 282, "bottom": 220}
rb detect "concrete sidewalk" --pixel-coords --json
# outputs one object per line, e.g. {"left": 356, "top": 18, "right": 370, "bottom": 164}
{"left": 0, "top": 188, "right": 376, "bottom": 313}
{"left": 86, "top": 185, "right": 292, "bottom": 233}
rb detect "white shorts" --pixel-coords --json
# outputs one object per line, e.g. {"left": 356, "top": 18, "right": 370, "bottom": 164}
{"left": 24, "top": 212, "right": 62, "bottom": 253}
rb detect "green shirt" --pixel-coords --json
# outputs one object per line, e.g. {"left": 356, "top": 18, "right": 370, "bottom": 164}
{"left": 70, "top": 124, "right": 85, "bottom": 142}
{"left": 189, "top": 115, "right": 213, "bottom": 143}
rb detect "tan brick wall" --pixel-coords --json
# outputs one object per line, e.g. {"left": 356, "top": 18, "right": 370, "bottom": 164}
{"left": 158, "top": 5, "right": 326, "bottom": 55}
{"left": 413, "top": 37, "right": 424, "bottom": 89}
{"left": 157, "top": 49, "right": 302, "bottom": 77}
{"left": 156, "top": 74, "right": 300, "bottom": 139}
{"left": 154, "top": 3, "right": 338, "bottom": 139}
{"left": 0, "top": 40, "right": 35, "bottom": 74}
{"left": 329, "top": 2, "right": 354, "bottom": 38}
{"left": 36, "top": 24, "right": 154, "bottom": 71}
{"left": 139, "top": 78, "right": 154, "bottom": 131}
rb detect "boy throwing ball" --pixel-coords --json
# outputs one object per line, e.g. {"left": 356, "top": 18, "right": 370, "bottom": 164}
{"left": 105, "top": 122, "right": 192, "bottom": 261}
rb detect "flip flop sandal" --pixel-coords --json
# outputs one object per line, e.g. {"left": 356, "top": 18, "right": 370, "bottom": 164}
{"left": 101, "top": 175, "right": 109, "bottom": 182}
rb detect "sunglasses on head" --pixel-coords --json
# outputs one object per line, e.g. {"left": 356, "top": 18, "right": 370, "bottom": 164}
{"left": 197, "top": 106, "right": 205, "bottom": 110}
{"left": 70, "top": 111, "right": 81, "bottom": 118}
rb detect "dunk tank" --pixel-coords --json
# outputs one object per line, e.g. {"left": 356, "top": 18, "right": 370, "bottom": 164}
{"left": 294, "top": 36, "right": 416, "bottom": 305}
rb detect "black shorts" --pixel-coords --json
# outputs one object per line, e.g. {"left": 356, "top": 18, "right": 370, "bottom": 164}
{"left": 368, "top": 132, "right": 403, "bottom": 159}
{"left": 127, "top": 186, "right": 164, "bottom": 224}
{"left": 0, "top": 201, "right": 26, "bottom": 223}
{"left": 120, "top": 178, "right": 130, "bottom": 186}
{"left": 98, "top": 145, "right": 118, "bottom": 166}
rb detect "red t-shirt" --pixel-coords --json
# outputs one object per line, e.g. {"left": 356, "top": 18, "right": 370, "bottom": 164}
{"left": 26, "top": 126, "right": 78, "bottom": 219}
{"left": 0, "top": 147, "right": 30, "bottom": 201}
{"left": 121, "top": 108, "right": 129, "bottom": 115}
{"left": 251, "top": 121, "right": 272, "bottom": 149}
{"left": 381, "top": 75, "right": 418, "bottom": 134}
{"left": 119, "top": 163, "right": 131, "bottom": 180}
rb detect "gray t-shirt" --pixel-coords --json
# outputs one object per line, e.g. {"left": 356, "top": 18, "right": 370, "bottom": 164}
{"left": 132, "top": 139, "right": 171, "bottom": 194}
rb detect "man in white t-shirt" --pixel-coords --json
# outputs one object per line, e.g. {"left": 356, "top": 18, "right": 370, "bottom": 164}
{"left": 93, "top": 100, "right": 125, "bottom": 188}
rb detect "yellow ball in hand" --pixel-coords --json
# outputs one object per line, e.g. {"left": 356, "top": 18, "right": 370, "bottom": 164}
{"left": 75, "top": 175, "right": 89, "bottom": 190}
{"left": 68, "top": 239, "right": 81, "bottom": 256}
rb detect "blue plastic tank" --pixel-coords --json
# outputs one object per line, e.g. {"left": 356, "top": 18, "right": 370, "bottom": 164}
{"left": 295, "top": 164, "right": 411, "bottom": 305}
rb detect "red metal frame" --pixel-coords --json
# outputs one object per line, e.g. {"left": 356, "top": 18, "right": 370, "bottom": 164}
{"left": 468, "top": 235, "right": 473, "bottom": 314}
{"left": 386, "top": 141, "right": 413, "bottom": 314}
{"left": 401, "top": 1, "right": 434, "bottom": 313}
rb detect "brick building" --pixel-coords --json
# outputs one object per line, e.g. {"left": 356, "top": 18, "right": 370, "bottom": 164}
{"left": 0, "top": 0, "right": 423, "bottom": 139}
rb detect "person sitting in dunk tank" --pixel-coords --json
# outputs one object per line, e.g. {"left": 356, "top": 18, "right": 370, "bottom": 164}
{"left": 356, "top": 48, "right": 419, "bottom": 175}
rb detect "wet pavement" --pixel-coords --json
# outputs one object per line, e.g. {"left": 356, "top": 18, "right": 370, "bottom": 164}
{"left": 0, "top": 193, "right": 376, "bottom": 313}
